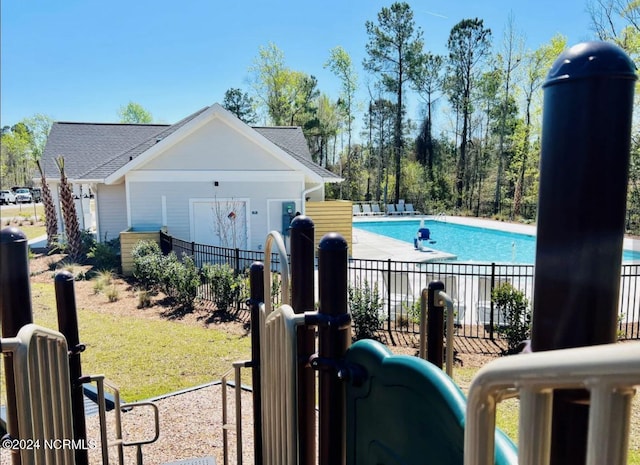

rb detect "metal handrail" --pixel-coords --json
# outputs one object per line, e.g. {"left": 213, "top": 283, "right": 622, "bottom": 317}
{"left": 221, "top": 360, "right": 251, "bottom": 465}
{"left": 262, "top": 231, "right": 290, "bottom": 316}
{"left": 419, "top": 288, "right": 455, "bottom": 377}
{"left": 89, "top": 375, "right": 160, "bottom": 465}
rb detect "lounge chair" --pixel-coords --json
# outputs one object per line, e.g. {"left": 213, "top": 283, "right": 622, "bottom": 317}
{"left": 361, "top": 204, "right": 373, "bottom": 216}
{"left": 353, "top": 204, "right": 363, "bottom": 216}
{"left": 371, "top": 204, "right": 384, "bottom": 215}
{"left": 396, "top": 203, "right": 409, "bottom": 215}
{"left": 476, "top": 276, "right": 509, "bottom": 327}
{"left": 381, "top": 270, "right": 416, "bottom": 320}
{"left": 386, "top": 204, "right": 401, "bottom": 215}
{"left": 405, "top": 204, "right": 421, "bottom": 215}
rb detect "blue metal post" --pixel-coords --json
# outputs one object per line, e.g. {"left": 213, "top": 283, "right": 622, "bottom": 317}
{"left": 532, "top": 41, "right": 636, "bottom": 465}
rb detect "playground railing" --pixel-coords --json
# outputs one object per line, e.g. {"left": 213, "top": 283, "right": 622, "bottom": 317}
{"left": 465, "top": 341, "right": 640, "bottom": 465}
{"left": 89, "top": 375, "right": 160, "bottom": 465}
{"left": 260, "top": 304, "right": 306, "bottom": 465}
{"left": 1, "top": 324, "right": 75, "bottom": 465}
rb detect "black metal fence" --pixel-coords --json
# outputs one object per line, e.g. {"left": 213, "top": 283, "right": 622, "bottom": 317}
{"left": 159, "top": 231, "right": 640, "bottom": 341}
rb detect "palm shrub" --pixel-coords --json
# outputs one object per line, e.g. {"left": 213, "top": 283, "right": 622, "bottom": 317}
{"left": 36, "top": 160, "right": 58, "bottom": 249}
{"left": 55, "top": 156, "right": 82, "bottom": 262}
{"left": 492, "top": 282, "right": 532, "bottom": 354}
{"left": 348, "top": 279, "right": 384, "bottom": 341}
{"left": 201, "top": 263, "right": 243, "bottom": 312}
{"left": 87, "top": 237, "right": 121, "bottom": 271}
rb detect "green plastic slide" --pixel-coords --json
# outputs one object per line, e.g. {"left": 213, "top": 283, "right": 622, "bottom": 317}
{"left": 344, "top": 339, "right": 517, "bottom": 465}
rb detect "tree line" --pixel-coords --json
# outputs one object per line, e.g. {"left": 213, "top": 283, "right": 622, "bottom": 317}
{"left": 221, "top": 0, "right": 640, "bottom": 230}
{"left": 4, "top": 1, "right": 640, "bottom": 232}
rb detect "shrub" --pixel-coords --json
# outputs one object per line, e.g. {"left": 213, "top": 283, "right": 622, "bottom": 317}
{"left": 492, "top": 282, "right": 532, "bottom": 354}
{"left": 87, "top": 237, "right": 121, "bottom": 272}
{"left": 131, "top": 240, "right": 164, "bottom": 291}
{"left": 160, "top": 253, "right": 200, "bottom": 309}
{"left": 348, "top": 279, "right": 384, "bottom": 341}
{"left": 202, "top": 263, "right": 243, "bottom": 312}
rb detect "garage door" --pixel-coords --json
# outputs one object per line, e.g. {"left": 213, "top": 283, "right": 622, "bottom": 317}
{"left": 192, "top": 199, "right": 248, "bottom": 248}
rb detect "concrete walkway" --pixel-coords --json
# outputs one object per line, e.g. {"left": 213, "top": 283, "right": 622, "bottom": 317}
{"left": 351, "top": 227, "right": 455, "bottom": 262}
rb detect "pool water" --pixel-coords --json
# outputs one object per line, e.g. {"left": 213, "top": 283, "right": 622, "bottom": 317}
{"left": 356, "top": 219, "right": 640, "bottom": 264}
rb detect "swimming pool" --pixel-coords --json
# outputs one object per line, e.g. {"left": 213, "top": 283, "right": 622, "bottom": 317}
{"left": 355, "top": 219, "right": 640, "bottom": 264}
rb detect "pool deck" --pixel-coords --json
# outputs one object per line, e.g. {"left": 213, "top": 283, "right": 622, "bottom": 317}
{"left": 351, "top": 214, "right": 640, "bottom": 261}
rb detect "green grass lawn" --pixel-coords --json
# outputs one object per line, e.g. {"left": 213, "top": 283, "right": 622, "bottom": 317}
{"left": 28, "top": 282, "right": 251, "bottom": 401}
{"left": 1, "top": 203, "right": 46, "bottom": 240}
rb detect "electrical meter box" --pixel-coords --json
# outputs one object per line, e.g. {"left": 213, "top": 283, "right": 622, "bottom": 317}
{"left": 282, "top": 201, "right": 296, "bottom": 236}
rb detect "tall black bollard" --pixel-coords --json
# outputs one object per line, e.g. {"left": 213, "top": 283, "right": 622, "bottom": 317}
{"left": 55, "top": 270, "right": 88, "bottom": 465}
{"left": 289, "top": 215, "right": 316, "bottom": 465}
{"left": 0, "top": 227, "right": 33, "bottom": 465}
{"left": 532, "top": 41, "right": 636, "bottom": 465}
{"left": 426, "top": 280, "right": 445, "bottom": 369}
{"left": 248, "top": 261, "right": 264, "bottom": 465}
{"left": 317, "top": 233, "right": 349, "bottom": 465}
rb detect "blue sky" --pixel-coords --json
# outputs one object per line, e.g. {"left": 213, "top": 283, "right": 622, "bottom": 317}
{"left": 1, "top": 1, "right": 596, "bottom": 129}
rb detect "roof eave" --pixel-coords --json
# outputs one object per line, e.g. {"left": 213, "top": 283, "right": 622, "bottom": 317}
{"left": 323, "top": 177, "right": 345, "bottom": 183}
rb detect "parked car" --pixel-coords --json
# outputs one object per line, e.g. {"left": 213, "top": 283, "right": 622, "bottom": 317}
{"left": 0, "top": 190, "right": 16, "bottom": 205}
{"left": 14, "top": 188, "right": 32, "bottom": 204}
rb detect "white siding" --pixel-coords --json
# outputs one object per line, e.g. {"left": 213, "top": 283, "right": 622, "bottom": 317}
{"left": 96, "top": 183, "right": 127, "bottom": 241}
{"left": 127, "top": 178, "right": 302, "bottom": 250}
{"left": 142, "top": 118, "right": 294, "bottom": 172}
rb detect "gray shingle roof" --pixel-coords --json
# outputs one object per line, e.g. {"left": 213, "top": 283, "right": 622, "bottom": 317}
{"left": 253, "top": 126, "right": 340, "bottom": 180}
{"left": 82, "top": 106, "right": 209, "bottom": 179}
{"left": 40, "top": 107, "right": 341, "bottom": 182}
{"left": 40, "top": 122, "right": 168, "bottom": 179}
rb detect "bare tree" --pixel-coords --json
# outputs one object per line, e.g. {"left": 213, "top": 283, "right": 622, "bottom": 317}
{"left": 211, "top": 198, "right": 246, "bottom": 249}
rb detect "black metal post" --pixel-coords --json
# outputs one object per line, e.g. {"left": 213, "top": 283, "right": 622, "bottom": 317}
{"left": 289, "top": 215, "right": 316, "bottom": 465}
{"left": 54, "top": 270, "right": 88, "bottom": 465}
{"left": 426, "top": 280, "right": 445, "bottom": 369}
{"left": 489, "top": 263, "right": 496, "bottom": 341}
{"left": 532, "top": 41, "right": 636, "bottom": 465}
{"left": 248, "top": 261, "right": 264, "bottom": 465}
{"left": 0, "top": 227, "right": 33, "bottom": 465}
{"left": 318, "top": 233, "right": 349, "bottom": 465}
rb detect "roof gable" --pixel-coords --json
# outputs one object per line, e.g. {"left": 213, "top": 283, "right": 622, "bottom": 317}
{"left": 141, "top": 117, "right": 296, "bottom": 172}
{"left": 40, "top": 103, "right": 341, "bottom": 184}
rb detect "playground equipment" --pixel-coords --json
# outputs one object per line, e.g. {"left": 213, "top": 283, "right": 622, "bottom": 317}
{"left": 226, "top": 221, "right": 516, "bottom": 465}
{"left": 2, "top": 40, "right": 640, "bottom": 465}
{"left": 220, "top": 41, "right": 640, "bottom": 465}
{"left": 0, "top": 229, "right": 160, "bottom": 465}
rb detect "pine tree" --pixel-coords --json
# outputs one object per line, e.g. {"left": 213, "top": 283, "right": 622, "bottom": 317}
{"left": 36, "top": 160, "right": 58, "bottom": 249}
{"left": 55, "top": 156, "right": 82, "bottom": 262}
